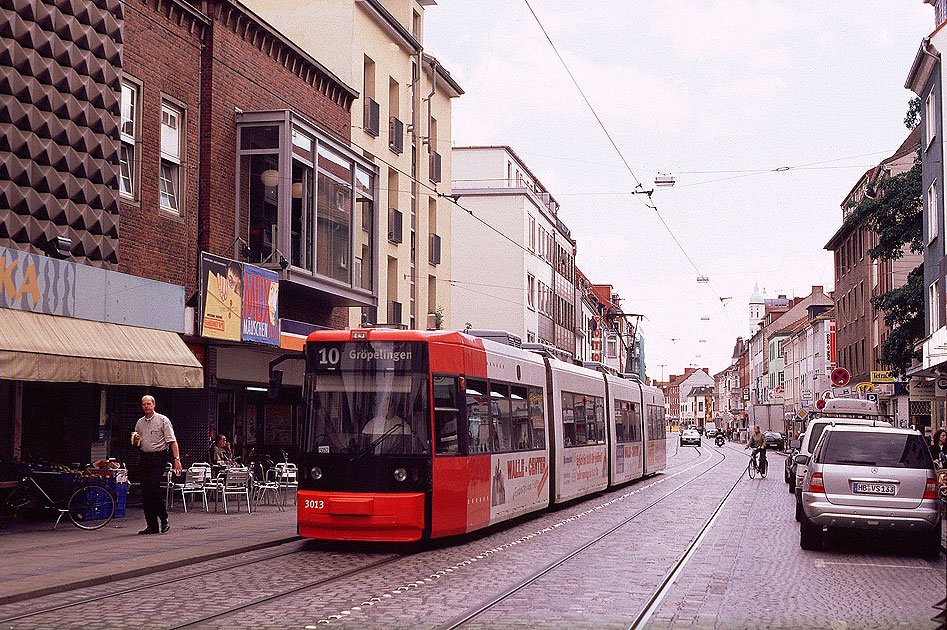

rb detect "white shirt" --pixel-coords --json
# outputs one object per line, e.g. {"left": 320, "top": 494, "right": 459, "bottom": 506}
{"left": 135, "top": 412, "right": 177, "bottom": 453}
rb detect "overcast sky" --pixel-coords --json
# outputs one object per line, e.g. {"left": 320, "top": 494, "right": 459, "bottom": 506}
{"left": 424, "top": 1, "right": 933, "bottom": 380}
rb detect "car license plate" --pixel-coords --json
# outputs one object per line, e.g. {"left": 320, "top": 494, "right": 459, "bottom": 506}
{"left": 852, "top": 482, "right": 895, "bottom": 495}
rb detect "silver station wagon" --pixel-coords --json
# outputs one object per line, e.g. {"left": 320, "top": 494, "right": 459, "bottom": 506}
{"left": 799, "top": 424, "right": 941, "bottom": 556}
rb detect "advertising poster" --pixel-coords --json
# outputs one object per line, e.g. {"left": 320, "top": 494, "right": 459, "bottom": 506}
{"left": 242, "top": 264, "right": 279, "bottom": 345}
{"left": 265, "top": 405, "right": 292, "bottom": 444}
{"left": 201, "top": 252, "right": 243, "bottom": 341}
{"left": 245, "top": 405, "right": 257, "bottom": 445}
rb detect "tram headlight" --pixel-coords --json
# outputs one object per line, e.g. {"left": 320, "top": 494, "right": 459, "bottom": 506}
{"left": 310, "top": 466, "right": 323, "bottom": 480}
{"left": 393, "top": 467, "right": 407, "bottom": 482}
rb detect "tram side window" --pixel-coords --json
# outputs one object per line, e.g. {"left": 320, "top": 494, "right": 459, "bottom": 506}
{"left": 593, "top": 397, "right": 605, "bottom": 444}
{"left": 511, "top": 386, "right": 532, "bottom": 450}
{"left": 583, "top": 396, "right": 595, "bottom": 443}
{"left": 491, "top": 382, "right": 512, "bottom": 452}
{"left": 615, "top": 400, "right": 638, "bottom": 444}
{"left": 562, "top": 392, "right": 576, "bottom": 446}
{"left": 467, "top": 380, "right": 490, "bottom": 453}
{"left": 433, "top": 375, "right": 460, "bottom": 455}
{"left": 528, "top": 386, "right": 546, "bottom": 448}
{"left": 572, "top": 394, "right": 588, "bottom": 444}
{"left": 630, "top": 402, "right": 640, "bottom": 442}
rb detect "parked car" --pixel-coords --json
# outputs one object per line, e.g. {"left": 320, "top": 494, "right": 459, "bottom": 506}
{"left": 799, "top": 424, "right": 941, "bottom": 556}
{"left": 793, "top": 399, "right": 891, "bottom": 522}
{"left": 764, "top": 431, "right": 784, "bottom": 451}
{"left": 680, "top": 429, "right": 701, "bottom": 447}
{"left": 784, "top": 437, "right": 800, "bottom": 486}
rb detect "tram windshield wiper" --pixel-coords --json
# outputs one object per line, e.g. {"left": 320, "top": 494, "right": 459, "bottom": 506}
{"left": 349, "top": 422, "right": 409, "bottom": 462}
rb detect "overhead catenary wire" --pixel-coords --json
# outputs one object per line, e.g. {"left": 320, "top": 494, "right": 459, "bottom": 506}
{"left": 522, "top": 0, "right": 737, "bottom": 343}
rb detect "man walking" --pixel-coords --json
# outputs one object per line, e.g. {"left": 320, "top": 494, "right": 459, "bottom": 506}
{"left": 132, "top": 395, "right": 182, "bottom": 534}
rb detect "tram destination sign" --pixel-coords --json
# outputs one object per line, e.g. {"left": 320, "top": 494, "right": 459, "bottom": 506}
{"left": 308, "top": 340, "right": 426, "bottom": 373}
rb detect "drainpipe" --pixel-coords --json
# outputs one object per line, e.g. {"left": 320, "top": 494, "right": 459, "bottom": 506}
{"left": 410, "top": 49, "right": 421, "bottom": 328}
{"left": 921, "top": 37, "right": 939, "bottom": 65}
{"left": 426, "top": 57, "right": 437, "bottom": 153}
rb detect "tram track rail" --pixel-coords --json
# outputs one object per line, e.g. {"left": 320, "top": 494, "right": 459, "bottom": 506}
{"left": 435, "top": 445, "right": 737, "bottom": 630}
{"left": 0, "top": 539, "right": 314, "bottom": 625}
{"left": 169, "top": 552, "right": 412, "bottom": 630}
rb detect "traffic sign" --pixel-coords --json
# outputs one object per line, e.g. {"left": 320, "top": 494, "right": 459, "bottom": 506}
{"left": 830, "top": 367, "right": 850, "bottom": 387}
{"left": 866, "top": 393, "right": 879, "bottom": 403}
{"left": 816, "top": 399, "right": 826, "bottom": 411}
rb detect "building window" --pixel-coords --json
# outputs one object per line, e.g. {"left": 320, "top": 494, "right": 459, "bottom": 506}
{"left": 607, "top": 337, "right": 617, "bottom": 358}
{"left": 926, "top": 91, "right": 936, "bottom": 149}
{"left": 528, "top": 215, "right": 535, "bottom": 251}
{"left": 929, "top": 180, "right": 938, "bottom": 245}
{"left": 527, "top": 273, "right": 535, "bottom": 310}
{"left": 119, "top": 80, "right": 138, "bottom": 198}
{"left": 237, "top": 113, "right": 375, "bottom": 293}
{"left": 159, "top": 102, "right": 182, "bottom": 213}
{"left": 931, "top": 280, "right": 940, "bottom": 333}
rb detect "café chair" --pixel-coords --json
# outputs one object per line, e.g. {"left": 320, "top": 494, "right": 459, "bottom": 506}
{"left": 274, "top": 463, "right": 298, "bottom": 505}
{"left": 175, "top": 467, "right": 209, "bottom": 512}
{"left": 161, "top": 465, "right": 174, "bottom": 508}
{"left": 220, "top": 467, "right": 251, "bottom": 514}
{"left": 252, "top": 465, "right": 282, "bottom": 511}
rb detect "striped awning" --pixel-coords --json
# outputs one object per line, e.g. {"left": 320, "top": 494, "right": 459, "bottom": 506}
{"left": 0, "top": 308, "right": 204, "bottom": 388}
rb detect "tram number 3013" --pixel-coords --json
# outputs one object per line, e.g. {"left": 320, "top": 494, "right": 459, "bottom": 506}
{"left": 317, "top": 348, "right": 340, "bottom": 366}
{"left": 304, "top": 499, "right": 325, "bottom": 510}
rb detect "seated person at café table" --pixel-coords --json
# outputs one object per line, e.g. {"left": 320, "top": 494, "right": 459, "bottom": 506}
{"left": 212, "top": 434, "right": 233, "bottom": 466}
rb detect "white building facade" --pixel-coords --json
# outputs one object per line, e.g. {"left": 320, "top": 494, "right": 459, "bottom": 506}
{"left": 450, "top": 146, "right": 577, "bottom": 352}
{"left": 245, "top": 0, "right": 463, "bottom": 330}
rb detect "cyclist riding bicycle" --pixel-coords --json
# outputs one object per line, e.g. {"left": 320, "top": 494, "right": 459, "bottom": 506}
{"left": 745, "top": 425, "right": 767, "bottom": 474}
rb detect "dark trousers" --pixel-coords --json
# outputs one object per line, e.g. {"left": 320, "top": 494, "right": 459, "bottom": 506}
{"left": 140, "top": 450, "right": 169, "bottom": 530}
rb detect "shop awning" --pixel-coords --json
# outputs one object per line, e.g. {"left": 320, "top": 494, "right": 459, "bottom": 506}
{"left": 0, "top": 308, "right": 204, "bottom": 388}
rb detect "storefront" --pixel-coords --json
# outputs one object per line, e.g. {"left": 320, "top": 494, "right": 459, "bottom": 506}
{"left": 0, "top": 246, "right": 204, "bottom": 467}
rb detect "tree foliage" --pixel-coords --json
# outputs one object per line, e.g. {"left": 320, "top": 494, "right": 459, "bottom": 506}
{"left": 843, "top": 156, "right": 923, "bottom": 259}
{"left": 871, "top": 265, "right": 925, "bottom": 372}
{"left": 905, "top": 96, "right": 922, "bottom": 130}
{"left": 842, "top": 154, "right": 923, "bottom": 376}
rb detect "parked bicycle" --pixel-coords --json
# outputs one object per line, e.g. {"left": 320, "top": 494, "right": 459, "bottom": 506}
{"left": 0, "top": 469, "right": 115, "bottom": 530}
{"left": 747, "top": 450, "right": 768, "bottom": 479}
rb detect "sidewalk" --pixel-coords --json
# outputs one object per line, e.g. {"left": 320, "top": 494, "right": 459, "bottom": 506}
{"left": 0, "top": 493, "right": 299, "bottom": 605}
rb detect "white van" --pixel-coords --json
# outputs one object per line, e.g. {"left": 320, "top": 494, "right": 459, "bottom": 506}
{"left": 792, "top": 398, "right": 890, "bottom": 521}
{"left": 704, "top": 421, "right": 718, "bottom": 437}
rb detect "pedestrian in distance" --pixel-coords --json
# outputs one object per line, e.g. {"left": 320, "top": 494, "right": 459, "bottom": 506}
{"left": 930, "top": 429, "right": 947, "bottom": 469}
{"left": 132, "top": 395, "right": 182, "bottom": 534}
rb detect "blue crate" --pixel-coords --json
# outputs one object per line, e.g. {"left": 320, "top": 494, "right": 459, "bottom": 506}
{"left": 74, "top": 483, "right": 118, "bottom": 521}
{"left": 113, "top": 483, "right": 127, "bottom": 518}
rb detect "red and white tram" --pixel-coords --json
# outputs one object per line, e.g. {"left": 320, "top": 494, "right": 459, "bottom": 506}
{"left": 282, "top": 328, "right": 666, "bottom": 542}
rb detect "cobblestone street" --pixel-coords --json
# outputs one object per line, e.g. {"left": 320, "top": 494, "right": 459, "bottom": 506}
{"left": 4, "top": 438, "right": 943, "bottom": 630}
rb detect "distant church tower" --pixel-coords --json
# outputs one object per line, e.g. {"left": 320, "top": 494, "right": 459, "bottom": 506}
{"left": 749, "top": 282, "right": 764, "bottom": 335}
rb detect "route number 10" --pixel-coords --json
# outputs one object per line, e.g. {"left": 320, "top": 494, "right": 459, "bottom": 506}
{"left": 318, "top": 347, "right": 340, "bottom": 366}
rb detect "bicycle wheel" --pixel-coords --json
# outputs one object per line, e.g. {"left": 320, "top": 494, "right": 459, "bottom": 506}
{"left": 747, "top": 459, "right": 756, "bottom": 479}
{"left": 0, "top": 484, "right": 31, "bottom": 527}
{"left": 67, "top": 484, "right": 115, "bottom": 530}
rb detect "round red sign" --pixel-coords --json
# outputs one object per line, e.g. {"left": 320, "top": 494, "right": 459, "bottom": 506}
{"left": 830, "top": 367, "right": 850, "bottom": 387}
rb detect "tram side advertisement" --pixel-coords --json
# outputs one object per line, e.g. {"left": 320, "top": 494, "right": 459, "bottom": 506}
{"left": 489, "top": 452, "right": 549, "bottom": 524}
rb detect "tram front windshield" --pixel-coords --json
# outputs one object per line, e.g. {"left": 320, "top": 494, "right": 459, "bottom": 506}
{"left": 302, "top": 362, "right": 430, "bottom": 456}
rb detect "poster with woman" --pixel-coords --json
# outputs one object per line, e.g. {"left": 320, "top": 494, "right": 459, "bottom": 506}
{"left": 201, "top": 252, "right": 243, "bottom": 341}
